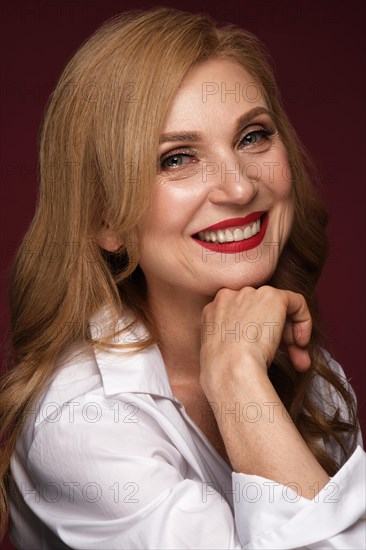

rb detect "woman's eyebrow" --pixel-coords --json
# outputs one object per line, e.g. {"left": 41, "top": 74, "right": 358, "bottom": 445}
{"left": 235, "top": 106, "right": 273, "bottom": 132}
{"left": 159, "top": 106, "right": 273, "bottom": 144}
{"left": 159, "top": 131, "right": 199, "bottom": 144}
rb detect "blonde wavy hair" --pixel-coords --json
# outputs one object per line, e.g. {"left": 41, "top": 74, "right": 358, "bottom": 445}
{"left": 0, "top": 6, "right": 359, "bottom": 539}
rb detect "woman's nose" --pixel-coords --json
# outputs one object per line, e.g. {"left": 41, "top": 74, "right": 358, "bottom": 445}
{"left": 204, "top": 156, "right": 259, "bottom": 206}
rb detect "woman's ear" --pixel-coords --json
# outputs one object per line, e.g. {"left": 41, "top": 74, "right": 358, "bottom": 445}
{"left": 96, "top": 221, "right": 123, "bottom": 252}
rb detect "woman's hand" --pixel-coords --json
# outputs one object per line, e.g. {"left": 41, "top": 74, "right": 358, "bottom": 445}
{"left": 200, "top": 285, "right": 312, "bottom": 391}
{"left": 199, "top": 286, "right": 329, "bottom": 495}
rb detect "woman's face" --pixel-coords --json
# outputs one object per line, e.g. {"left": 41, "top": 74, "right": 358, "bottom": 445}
{"left": 138, "top": 58, "right": 294, "bottom": 299}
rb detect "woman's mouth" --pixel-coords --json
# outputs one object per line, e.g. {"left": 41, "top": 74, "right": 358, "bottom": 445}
{"left": 192, "top": 212, "right": 269, "bottom": 254}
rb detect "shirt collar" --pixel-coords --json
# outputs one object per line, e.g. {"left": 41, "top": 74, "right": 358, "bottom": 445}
{"left": 89, "top": 304, "right": 176, "bottom": 402}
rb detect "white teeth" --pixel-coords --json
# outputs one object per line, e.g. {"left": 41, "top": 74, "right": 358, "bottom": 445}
{"left": 197, "top": 217, "right": 262, "bottom": 243}
{"left": 225, "top": 229, "right": 234, "bottom": 242}
{"left": 243, "top": 226, "right": 252, "bottom": 239}
{"left": 217, "top": 230, "right": 225, "bottom": 243}
{"left": 233, "top": 228, "right": 243, "bottom": 241}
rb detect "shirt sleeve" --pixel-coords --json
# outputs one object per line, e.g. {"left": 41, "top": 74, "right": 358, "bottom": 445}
{"left": 231, "top": 350, "right": 366, "bottom": 549}
{"left": 232, "top": 445, "right": 366, "bottom": 549}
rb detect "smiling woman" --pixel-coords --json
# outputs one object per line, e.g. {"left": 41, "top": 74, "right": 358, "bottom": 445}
{"left": 135, "top": 58, "right": 294, "bottom": 299}
{"left": 0, "top": 6, "right": 365, "bottom": 550}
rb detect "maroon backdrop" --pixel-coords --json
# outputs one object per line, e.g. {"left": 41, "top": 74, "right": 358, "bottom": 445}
{"left": 1, "top": 0, "right": 365, "bottom": 547}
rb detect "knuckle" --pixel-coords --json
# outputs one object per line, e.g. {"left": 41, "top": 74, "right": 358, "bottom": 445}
{"left": 257, "top": 284, "right": 276, "bottom": 299}
{"left": 202, "top": 302, "right": 212, "bottom": 317}
{"left": 236, "top": 286, "right": 255, "bottom": 301}
{"left": 214, "top": 287, "right": 233, "bottom": 302}
{"left": 240, "top": 286, "right": 255, "bottom": 295}
{"left": 258, "top": 284, "right": 273, "bottom": 293}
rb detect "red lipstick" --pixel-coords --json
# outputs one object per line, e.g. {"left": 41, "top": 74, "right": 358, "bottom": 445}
{"left": 192, "top": 212, "right": 269, "bottom": 254}
{"left": 198, "top": 211, "right": 266, "bottom": 233}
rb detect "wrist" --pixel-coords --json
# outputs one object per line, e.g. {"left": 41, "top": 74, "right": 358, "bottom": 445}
{"left": 200, "top": 354, "right": 271, "bottom": 401}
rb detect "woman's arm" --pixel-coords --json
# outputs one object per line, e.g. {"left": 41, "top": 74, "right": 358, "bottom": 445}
{"left": 198, "top": 285, "right": 366, "bottom": 548}
{"left": 200, "top": 286, "right": 335, "bottom": 497}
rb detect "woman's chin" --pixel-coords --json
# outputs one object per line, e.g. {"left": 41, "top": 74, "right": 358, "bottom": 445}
{"left": 202, "top": 271, "right": 274, "bottom": 296}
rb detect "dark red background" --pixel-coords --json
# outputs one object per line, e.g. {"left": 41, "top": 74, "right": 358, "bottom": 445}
{"left": 0, "top": 1, "right": 365, "bottom": 547}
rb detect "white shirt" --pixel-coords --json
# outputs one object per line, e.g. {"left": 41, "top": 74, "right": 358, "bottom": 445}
{"left": 9, "top": 305, "right": 366, "bottom": 549}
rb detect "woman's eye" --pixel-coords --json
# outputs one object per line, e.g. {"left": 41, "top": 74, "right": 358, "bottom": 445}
{"left": 160, "top": 152, "right": 194, "bottom": 170}
{"left": 240, "top": 128, "right": 275, "bottom": 148}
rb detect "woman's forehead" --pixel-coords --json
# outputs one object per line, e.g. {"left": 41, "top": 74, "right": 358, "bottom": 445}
{"left": 161, "top": 58, "right": 269, "bottom": 136}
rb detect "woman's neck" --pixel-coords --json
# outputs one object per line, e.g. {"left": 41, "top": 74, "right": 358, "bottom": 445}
{"left": 146, "top": 285, "right": 212, "bottom": 385}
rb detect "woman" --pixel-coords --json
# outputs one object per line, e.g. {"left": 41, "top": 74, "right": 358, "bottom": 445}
{"left": 1, "top": 7, "right": 365, "bottom": 549}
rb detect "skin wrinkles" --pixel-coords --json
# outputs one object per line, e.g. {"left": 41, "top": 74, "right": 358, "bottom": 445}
{"left": 159, "top": 106, "right": 273, "bottom": 144}
{"left": 138, "top": 58, "right": 294, "bottom": 303}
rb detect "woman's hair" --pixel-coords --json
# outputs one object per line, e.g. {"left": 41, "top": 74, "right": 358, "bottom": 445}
{"left": 0, "top": 6, "right": 359, "bottom": 538}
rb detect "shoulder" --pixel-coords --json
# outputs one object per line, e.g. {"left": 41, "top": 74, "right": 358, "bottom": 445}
{"left": 16, "top": 337, "right": 184, "bottom": 473}
{"left": 12, "top": 341, "right": 101, "bottom": 455}
{"left": 311, "top": 348, "right": 359, "bottom": 411}
{"left": 320, "top": 348, "right": 351, "bottom": 379}
{"left": 309, "top": 348, "right": 363, "bottom": 462}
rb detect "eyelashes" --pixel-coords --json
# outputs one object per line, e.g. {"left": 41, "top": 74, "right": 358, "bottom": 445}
{"left": 159, "top": 150, "right": 197, "bottom": 171}
{"left": 240, "top": 127, "right": 275, "bottom": 147}
{"left": 158, "top": 127, "right": 277, "bottom": 171}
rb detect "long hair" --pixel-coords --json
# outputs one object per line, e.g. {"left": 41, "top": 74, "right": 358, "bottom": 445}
{"left": 0, "top": 6, "right": 358, "bottom": 538}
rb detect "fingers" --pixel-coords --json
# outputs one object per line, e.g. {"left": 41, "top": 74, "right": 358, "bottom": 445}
{"left": 287, "top": 344, "right": 312, "bottom": 372}
{"left": 282, "top": 290, "right": 312, "bottom": 348}
{"left": 201, "top": 286, "right": 313, "bottom": 375}
{"left": 279, "top": 291, "right": 312, "bottom": 372}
